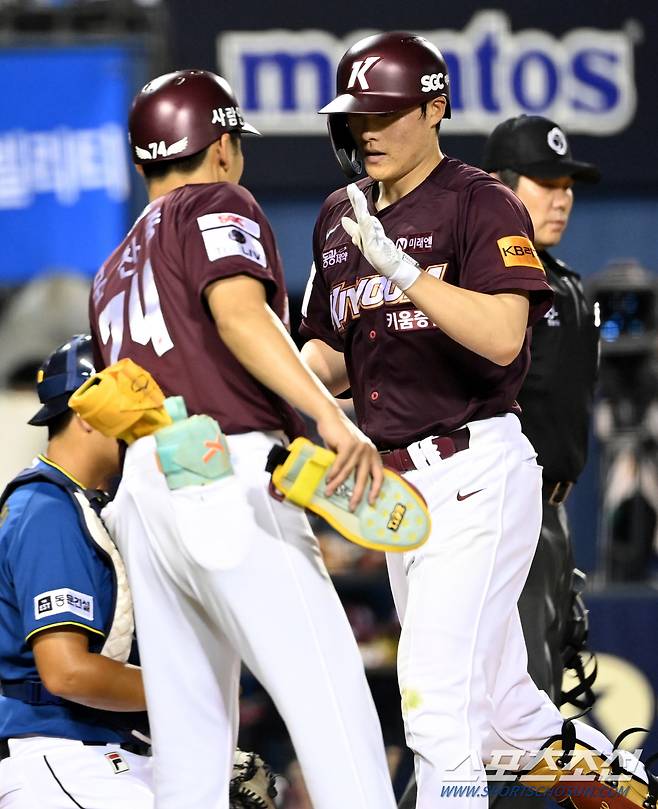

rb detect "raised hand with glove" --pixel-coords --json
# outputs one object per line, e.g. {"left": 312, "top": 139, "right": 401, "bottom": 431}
{"left": 341, "top": 183, "right": 422, "bottom": 292}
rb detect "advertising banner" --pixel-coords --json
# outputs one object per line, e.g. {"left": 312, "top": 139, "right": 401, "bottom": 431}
{"left": 167, "top": 1, "right": 654, "bottom": 192}
{"left": 0, "top": 45, "right": 144, "bottom": 282}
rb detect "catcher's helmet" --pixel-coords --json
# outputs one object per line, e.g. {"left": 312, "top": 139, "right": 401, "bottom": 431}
{"left": 28, "top": 334, "right": 95, "bottom": 426}
{"left": 129, "top": 69, "right": 260, "bottom": 165}
{"left": 319, "top": 32, "right": 451, "bottom": 178}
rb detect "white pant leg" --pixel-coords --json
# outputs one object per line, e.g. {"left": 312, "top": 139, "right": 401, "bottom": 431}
{"left": 107, "top": 431, "right": 396, "bottom": 809}
{"left": 105, "top": 448, "right": 241, "bottom": 809}
{"left": 0, "top": 738, "right": 153, "bottom": 809}
{"left": 482, "top": 608, "right": 564, "bottom": 766}
{"left": 484, "top": 609, "right": 614, "bottom": 766}
{"left": 390, "top": 415, "right": 550, "bottom": 809}
{"left": 200, "top": 432, "right": 397, "bottom": 809}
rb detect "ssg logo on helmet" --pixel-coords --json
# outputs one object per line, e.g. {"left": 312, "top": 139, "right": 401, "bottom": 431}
{"left": 421, "top": 73, "right": 448, "bottom": 93}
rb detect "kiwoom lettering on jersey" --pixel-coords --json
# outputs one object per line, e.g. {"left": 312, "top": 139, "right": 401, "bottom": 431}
{"left": 330, "top": 265, "right": 447, "bottom": 330}
{"left": 218, "top": 12, "right": 636, "bottom": 135}
{"left": 396, "top": 233, "right": 433, "bottom": 252}
{"left": 322, "top": 244, "right": 348, "bottom": 269}
{"left": 386, "top": 309, "right": 438, "bottom": 332}
{"left": 330, "top": 275, "right": 408, "bottom": 330}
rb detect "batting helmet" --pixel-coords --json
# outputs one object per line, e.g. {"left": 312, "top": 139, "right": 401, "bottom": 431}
{"left": 28, "top": 334, "right": 95, "bottom": 426}
{"left": 319, "top": 32, "right": 451, "bottom": 178}
{"left": 129, "top": 69, "right": 260, "bottom": 165}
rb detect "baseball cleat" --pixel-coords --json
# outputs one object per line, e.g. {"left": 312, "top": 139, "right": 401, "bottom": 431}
{"left": 266, "top": 438, "right": 430, "bottom": 552}
{"left": 517, "top": 721, "right": 657, "bottom": 809}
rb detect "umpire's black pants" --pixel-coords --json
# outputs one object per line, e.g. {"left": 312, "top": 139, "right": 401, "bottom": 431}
{"left": 397, "top": 494, "right": 573, "bottom": 809}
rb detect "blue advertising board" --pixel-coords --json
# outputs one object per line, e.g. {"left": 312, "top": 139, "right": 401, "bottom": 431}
{"left": 0, "top": 45, "right": 145, "bottom": 282}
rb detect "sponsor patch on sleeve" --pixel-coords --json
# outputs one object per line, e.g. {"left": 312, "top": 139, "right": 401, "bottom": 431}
{"left": 322, "top": 244, "right": 349, "bottom": 269}
{"left": 197, "top": 213, "right": 266, "bottom": 268}
{"left": 496, "top": 236, "right": 544, "bottom": 271}
{"left": 197, "top": 212, "right": 260, "bottom": 238}
{"left": 34, "top": 588, "right": 94, "bottom": 621}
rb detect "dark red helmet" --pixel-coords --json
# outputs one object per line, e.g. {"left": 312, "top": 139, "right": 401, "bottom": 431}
{"left": 319, "top": 32, "right": 451, "bottom": 178}
{"left": 129, "top": 69, "right": 260, "bottom": 165}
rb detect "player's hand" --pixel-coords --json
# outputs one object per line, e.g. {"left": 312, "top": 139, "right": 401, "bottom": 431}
{"left": 341, "top": 183, "right": 421, "bottom": 291}
{"left": 316, "top": 406, "right": 383, "bottom": 511}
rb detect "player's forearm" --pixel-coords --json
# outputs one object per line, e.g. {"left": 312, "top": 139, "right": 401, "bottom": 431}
{"left": 404, "top": 272, "right": 529, "bottom": 365}
{"left": 47, "top": 655, "right": 146, "bottom": 712}
{"left": 218, "top": 305, "right": 344, "bottom": 422}
{"left": 300, "top": 339, "right": 350, "bottom": 396}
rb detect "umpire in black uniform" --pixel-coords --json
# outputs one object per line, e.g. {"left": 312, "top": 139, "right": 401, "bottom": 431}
{"left": 482, "top": 115, "right": 600, "bottom": 705}
{"left": 396, "top": 117, "right": 600, "bottom": 809}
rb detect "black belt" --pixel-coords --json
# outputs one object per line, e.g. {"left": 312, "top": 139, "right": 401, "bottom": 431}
{"left": 543, "top": 479, "right": 573, "bottom": 505}
{"left": 380, "top": 427, "right": 471, "bottom": 474}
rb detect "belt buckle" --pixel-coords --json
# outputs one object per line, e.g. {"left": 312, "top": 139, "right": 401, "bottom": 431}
{"left": 549, "top": 481, "right": 572, "bottom": 505}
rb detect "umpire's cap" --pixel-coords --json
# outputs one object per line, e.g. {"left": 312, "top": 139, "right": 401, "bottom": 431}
{"left": 482, "top": 115, "right": 600, "bottom": 183}
{"left": 28, "top": 335, "right": 95, "bottom": 426}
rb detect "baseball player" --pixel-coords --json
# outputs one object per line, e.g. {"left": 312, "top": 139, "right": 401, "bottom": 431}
{"left": 482, "top": 115, "right": 600, "bottom": 706}
{"left": 88, "top": 70, "right": 397, "bottom": 809}
{"left": 0, "top": 335, "right": 153, "bottom": 809}
{"left": 0, "top": 339, "right": 279, "bottom": 809}
{"left": 299, "top": 32, "right": 651, "bottom": 809}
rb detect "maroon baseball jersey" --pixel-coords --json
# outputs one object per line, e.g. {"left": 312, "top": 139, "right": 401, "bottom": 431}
{"left": 300, "top": 157, "right": 553, "bottom": 450}
{"left": 89, "top": 182, "right": 305, "bottom": 438}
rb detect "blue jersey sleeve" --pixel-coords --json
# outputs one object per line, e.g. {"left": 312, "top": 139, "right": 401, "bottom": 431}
{"left": 8, "top": 485, "right": 107, "bottom": 644}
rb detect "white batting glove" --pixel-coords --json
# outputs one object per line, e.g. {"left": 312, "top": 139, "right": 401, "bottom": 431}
{"left": 341, "top": 183, "right": 422, "bottom": 291}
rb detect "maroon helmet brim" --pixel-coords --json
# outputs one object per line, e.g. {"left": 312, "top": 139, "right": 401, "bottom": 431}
{"left": 319, "top": 92, "right": 417, "bottom": 115}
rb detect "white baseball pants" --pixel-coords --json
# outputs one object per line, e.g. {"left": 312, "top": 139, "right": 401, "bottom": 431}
{"left": 386, "top": 414, "right": 611, "bottom": 809}
{"left": 0, "top": 737, "right": 153, "bottom": 808}
{"left": 103, "top": 430, "right": 396, "bottom": 809}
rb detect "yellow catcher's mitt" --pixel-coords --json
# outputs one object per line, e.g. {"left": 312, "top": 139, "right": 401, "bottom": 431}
{"left": 69, "top": 358, "right": 172, "bottom": 443}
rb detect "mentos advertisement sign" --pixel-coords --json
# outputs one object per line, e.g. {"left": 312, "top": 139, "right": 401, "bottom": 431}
{"left": 0, "top": 45, "right": 141, "bottom": 282}
{"left": 218, "top": 12, "right": 636, "bottom": 136}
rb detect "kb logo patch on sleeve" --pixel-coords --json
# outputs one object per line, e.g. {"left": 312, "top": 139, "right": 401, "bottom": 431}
{"left": 34, "top": 588, "right": 94, "bottom": 621}
{"left": 496, "top": 236, "right": 544, "bottom": 271}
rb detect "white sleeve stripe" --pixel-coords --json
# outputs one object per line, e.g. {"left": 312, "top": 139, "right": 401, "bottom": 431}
{"left": 301, "top": 262, "right": 317, "bottom": 319}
